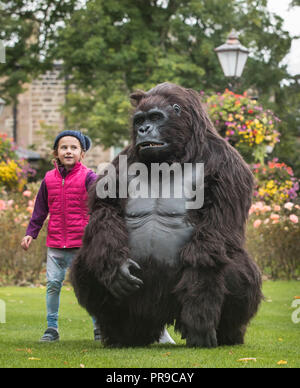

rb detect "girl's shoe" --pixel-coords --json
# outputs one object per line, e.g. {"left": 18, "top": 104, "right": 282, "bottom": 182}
{"left": 39, "top": 328, "right": 60, "bottom": 342}
{"left": 94, "top": 329, "right": 102, "bottom": 342}
{"left": 158, "top": 328, "right": 176, "bottom": 344}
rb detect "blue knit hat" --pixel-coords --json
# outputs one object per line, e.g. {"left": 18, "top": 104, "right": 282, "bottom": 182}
{"left": 53, "top": 130, "right": 92, "bottom": 152}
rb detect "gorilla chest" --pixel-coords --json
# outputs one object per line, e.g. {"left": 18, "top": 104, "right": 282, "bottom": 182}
{"left": 125, "top": 197, "right": 194, "bottom": 265}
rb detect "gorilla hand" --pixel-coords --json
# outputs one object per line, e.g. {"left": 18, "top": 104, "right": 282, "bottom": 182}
{"left": 109, "top": 259, "right": 143, "bottom": 299}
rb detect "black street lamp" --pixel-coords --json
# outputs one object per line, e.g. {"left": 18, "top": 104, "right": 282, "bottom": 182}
{"left": 215, "top": 30, "right": 249, "bottom": 91}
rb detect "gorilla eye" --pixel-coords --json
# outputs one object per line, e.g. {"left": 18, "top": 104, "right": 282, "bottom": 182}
{"left": 173, "top": 104, "right": 181, "bottom": 115}
{"left": 149, "top": 112, "right": 163, "bottom": 121}
{"left": 134, "top": 116, "right": 145, "bottom": 126}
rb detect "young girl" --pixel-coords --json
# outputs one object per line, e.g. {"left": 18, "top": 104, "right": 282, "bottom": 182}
{"left": 21, "top": 130, "right": 99, "bottom": 342}
{"left": 21, "top": 130, "right": 175, "bottom": 345}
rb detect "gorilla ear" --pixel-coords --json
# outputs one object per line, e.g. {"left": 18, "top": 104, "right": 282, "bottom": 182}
{"left": 130, "top": 90, "right": 147, "bottom": 107}
{"left": 173, "top": 104, "right": 181, "bottom": 116}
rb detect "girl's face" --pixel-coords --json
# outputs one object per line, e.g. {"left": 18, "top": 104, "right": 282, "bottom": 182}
{"left": 55, "top": 136, "right": 85, "bottom": 170}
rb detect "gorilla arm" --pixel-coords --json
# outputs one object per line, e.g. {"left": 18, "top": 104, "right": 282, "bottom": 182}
{"left": 175, "top": 138, "right": 254, "bottom": 347}
{"left": 71, "top": 149, "right": 143, "bottom": 303}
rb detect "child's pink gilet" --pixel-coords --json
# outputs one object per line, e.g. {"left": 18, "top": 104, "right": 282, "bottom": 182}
{"left": 45, "top": 162, "right": 89, "bottom": 248}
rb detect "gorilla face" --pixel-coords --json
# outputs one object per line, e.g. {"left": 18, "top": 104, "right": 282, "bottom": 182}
{"left": 133, "top": 104, "right": 181, "bottom": 163}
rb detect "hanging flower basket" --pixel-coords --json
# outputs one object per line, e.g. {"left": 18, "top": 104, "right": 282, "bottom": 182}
{"left": 205, "top": 90, "right": 281, "bottom": 164}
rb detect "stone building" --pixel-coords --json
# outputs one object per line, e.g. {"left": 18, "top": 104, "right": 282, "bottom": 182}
{"left": 0, "top": 62, "right": 115, "bottom": 172}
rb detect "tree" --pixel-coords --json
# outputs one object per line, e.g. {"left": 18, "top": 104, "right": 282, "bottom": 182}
{"left": 290, "top": 0, "right": 300, "bottom": 6}
{"left": 1, "top": 0, "right": 297, "bottom": 172}
{"left": 0, "top": 0, "right": 77, "bottom": 103}
{"left": 55, "top": 0, "right": 293, "bottom": 148}
{"left": 272, "top": 77, "right": 300, "bottom": 176}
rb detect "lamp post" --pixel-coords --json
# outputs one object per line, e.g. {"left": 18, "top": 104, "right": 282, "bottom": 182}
{"left": 0, "top": 97, "right": 5, "bottom": 116}
{"left": 214, "top": 29, "right": 249, "bottom": 91}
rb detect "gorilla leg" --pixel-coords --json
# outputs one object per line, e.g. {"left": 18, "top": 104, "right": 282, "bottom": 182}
{"left": 217, "top": 252, "right": 262, "bottom": 346}
{"left": 99, "top": 311, "right": 165, "bottom": 347}
{"left": 98, "top": 263, "right": 179, "bottom": 347}
{"left": 175, "top": 253, "right": 262, "bottom": 348}
{"left": 175, "top": 267, "right": 226, "bottom": 348}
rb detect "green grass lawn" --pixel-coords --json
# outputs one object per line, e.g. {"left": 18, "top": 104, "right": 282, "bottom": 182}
{"left": 0, "top": 281, "right": 299, "bottom": 368}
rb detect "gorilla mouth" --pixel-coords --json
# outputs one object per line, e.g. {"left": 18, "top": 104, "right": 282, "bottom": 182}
{"left": 138, "top": 141, "right": 167, "bottom": 150}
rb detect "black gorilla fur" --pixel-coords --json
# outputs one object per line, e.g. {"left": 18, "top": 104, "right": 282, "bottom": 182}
{"left": 70, "top": 83, "right": 262, "bottom": 347}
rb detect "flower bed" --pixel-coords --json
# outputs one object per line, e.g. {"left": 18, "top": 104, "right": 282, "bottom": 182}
{"left": 0, "top": 183, "right": 47, "bottom": 285}
{"left": 252, "top": 159, "right": 299, "bottom": 204}
{"left": 0, "top": 133, "right": 36, "bottom": 192}
{"left": 247, "top": 201, "right": 300, "bottom": 279}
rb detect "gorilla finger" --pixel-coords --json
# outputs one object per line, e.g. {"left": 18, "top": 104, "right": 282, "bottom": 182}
{"left": 128, "top": 274, "right": 144, "bottom": 287}
{"left": 109, "top": 286, "right": 122, "bottom": 299}
{"left": 109, "top": 288, "right": 121, "bottom": 299}
{"left": 110, "top": 282, "right": 128, "bottom": 299}
{"left": 119, "top": 277, "right": 140, "bottom": 293}
{"left": 119, "top": 267, "right": 144, "bottom": 286}
{"left": 114, "top": 277, "right": 139, "bottom": 297}
{"left": 128, "top": 259, "right": 141, "bottom": 271}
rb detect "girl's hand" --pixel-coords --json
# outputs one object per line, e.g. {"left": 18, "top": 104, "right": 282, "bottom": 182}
{"left": 21, "top": 236, "right": 33, "bottom": 251}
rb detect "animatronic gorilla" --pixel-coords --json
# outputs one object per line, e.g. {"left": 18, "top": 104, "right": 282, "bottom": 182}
{"left": 70, "top": 83, "right": 262, "bottom": 348}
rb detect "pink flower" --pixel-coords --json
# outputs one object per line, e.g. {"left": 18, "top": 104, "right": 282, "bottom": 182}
{"left": 273, "top": 205, "right": 281, "bottom": 212}
{"left": 249, "top": 202, "right": 264, "bottom": 215}
{"left": 270, "top": 213, "right": 280, "bottom": 221}
{"left": 7, "top": 199, "right": 14, "bottom": 207}
{"left": 284, "top": 202, "right": 294, "bottom": 211}
{"left": 249, "top": 206, "right": 255, "bottom": 215}
{"left": 23, "top": 190, "right": 32, "bottom": 198}
{"left": 253, "top": 219, "right": 262, "bottom": 228}
{"left": 0, "top": 200, "right": 6, "bottom": 211}
{"left": 262, "top": 205, "right": 271, "bottom": 213}
{"left": 26, "top": 206, "right": 34, "bottom": 214}
{"left": 289, "top": 214, "right": 299, "bottom": 224}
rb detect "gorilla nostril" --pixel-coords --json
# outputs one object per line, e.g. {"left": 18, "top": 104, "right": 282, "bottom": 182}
{"left": 139, "top": 125, "right": 151, "bottom": 135}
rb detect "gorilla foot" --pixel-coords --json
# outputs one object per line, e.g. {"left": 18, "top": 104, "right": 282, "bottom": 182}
{"left": 186, "top": 329, "right": 218, "bottom": 348}
{"left": 217, "top": 325, "right": 246, "bottom": 346}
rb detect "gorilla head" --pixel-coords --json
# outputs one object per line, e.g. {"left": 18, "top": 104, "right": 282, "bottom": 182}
{"left": 130, "top": 83, "right": 214, "bottom": 164}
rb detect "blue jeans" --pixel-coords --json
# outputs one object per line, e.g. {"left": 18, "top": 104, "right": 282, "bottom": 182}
{"left": 46, "top": 247, "right": 97, "bottom": 329}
